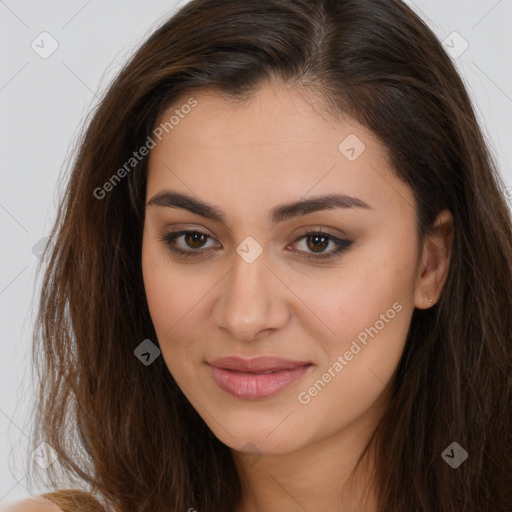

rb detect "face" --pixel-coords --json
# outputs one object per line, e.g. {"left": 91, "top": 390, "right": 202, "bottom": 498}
{"left": 141, "top": 81, "right": 423, "bottom": 456}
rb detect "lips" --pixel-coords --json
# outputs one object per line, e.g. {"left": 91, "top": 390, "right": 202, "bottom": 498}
{"left": 207, "top": 356, "right": 313, "bottom": 400}
{"left": 208, "top": 355, "right": 312, "bottom": 373}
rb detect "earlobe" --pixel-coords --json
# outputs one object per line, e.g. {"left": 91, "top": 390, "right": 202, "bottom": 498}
{"left": 414, "top": 209, "right": 454, "bottom": 310}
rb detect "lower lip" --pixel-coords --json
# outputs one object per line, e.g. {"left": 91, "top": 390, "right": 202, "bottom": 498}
{"left": 207, "top": 363, "right": 312, "bottom": 400}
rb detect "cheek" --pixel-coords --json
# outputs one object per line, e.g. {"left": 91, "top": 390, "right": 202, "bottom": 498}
{"left": 293, "top": 292, "right": 412, "bottom": 448}
{"left": 141, "top": 239, "right": 221, "bottom": 388}
{"left": 142, "top": 240, "right": 192, "bottom": 357}
{"left": 142, "top": 236, "right": 208, "bottom": 333}
{"left": 299, "top": 301, "right": 411, "bottom": 440}
{"left": 299, "top": 236, "right": 416, "bottom": 350}
{"left": 142, "top": 269, "right": 195, "bottom": 390}
{"left": 299, "top": 271, "right": 411, "bottom": 390}
{"left": 294, "top": 235, "right": 415, "bottom": 414}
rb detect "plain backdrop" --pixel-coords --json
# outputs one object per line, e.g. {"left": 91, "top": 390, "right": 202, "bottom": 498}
{"left": 1, "top": 0, "right": 511, "bottom": 505}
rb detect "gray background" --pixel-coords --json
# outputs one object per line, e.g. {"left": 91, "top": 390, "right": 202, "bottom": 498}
{"left": 1, "top": 0, "right": 511, "bottom": 505}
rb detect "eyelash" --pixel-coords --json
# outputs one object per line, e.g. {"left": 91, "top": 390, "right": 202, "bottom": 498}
{"left": 157, "top": 228, "right": 353, "bottom": 261}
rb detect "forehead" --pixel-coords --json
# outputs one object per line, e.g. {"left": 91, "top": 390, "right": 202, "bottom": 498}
{"left": 146, "top": 83, "right": 414, "bottom": 222}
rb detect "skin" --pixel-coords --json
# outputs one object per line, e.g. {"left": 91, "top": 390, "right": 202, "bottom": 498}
{"left": 0, "top": 497, "right": 63, "bottom": 512}
{"left": 141, "top": 80, "right": 453, "bottom": 512}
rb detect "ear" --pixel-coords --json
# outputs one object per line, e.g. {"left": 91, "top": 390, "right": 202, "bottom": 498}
{"left": 414, "top": 209, "right": 454, "bottom": 309}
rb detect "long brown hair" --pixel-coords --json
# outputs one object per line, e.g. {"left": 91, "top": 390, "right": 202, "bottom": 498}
{"left": 26, "top": 0, "right": 512, "bottom": 510}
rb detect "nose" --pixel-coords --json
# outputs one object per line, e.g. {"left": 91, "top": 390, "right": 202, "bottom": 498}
{"left": 213, "top": 248, "right": 290, "bottom": 342}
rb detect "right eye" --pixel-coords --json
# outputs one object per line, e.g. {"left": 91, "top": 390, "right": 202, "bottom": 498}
{"left": 158, "top": 229, "right": 220, "bottom": 258}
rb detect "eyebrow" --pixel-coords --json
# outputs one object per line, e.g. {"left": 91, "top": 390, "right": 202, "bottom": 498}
{"left": 146, "top": 190, "right": 371, "bottom": 224}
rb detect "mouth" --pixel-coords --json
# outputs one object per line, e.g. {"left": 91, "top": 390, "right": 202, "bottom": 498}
{"left": 207, "top": 356, "right": 313, "bottom": 400}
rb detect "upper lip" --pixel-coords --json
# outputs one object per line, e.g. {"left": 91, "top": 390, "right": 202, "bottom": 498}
{"left": 208, "top": 356, "right": 312, "bottom": 373}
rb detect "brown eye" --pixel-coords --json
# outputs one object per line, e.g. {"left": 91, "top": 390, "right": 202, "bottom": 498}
{"left": 158, "top": 229, "right": 219, "bottom": 258}
{"left": 184, "top": 231, "right": 208, "bottom": 249}
{"left": 289, "top": 229, "right": 353, "bottom": 261}
{"left": 159, "top": 228, "right": 352, "bottom": 262}
{"left": 306, "top": 233, "right": 330, "bottom": 253}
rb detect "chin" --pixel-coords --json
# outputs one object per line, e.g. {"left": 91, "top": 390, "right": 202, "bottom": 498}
{"left": 209, "top": 419, "right": 308, "bottom": 456}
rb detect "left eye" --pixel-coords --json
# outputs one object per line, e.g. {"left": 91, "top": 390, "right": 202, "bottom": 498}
{"left": 288, "top": 230, "right": 353, "bottom": 260}
{"left": 158, "top": 229, "right": 353, "bottom": 261}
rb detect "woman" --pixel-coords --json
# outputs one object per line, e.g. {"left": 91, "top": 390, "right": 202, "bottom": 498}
{"left": 5, "top": 0, "right": 512, "bottom": 510}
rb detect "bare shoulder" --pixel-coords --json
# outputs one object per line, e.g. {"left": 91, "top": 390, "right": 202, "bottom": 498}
{"left": 1, "top": 490, "right": 106, "bottom": 512}
{"left": 0, "top": 496, "right": 64, "bottom": 512}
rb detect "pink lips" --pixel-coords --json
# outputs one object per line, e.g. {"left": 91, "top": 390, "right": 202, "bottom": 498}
{"left": 207, "top": 356, "right": 313, "bottom": 400}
